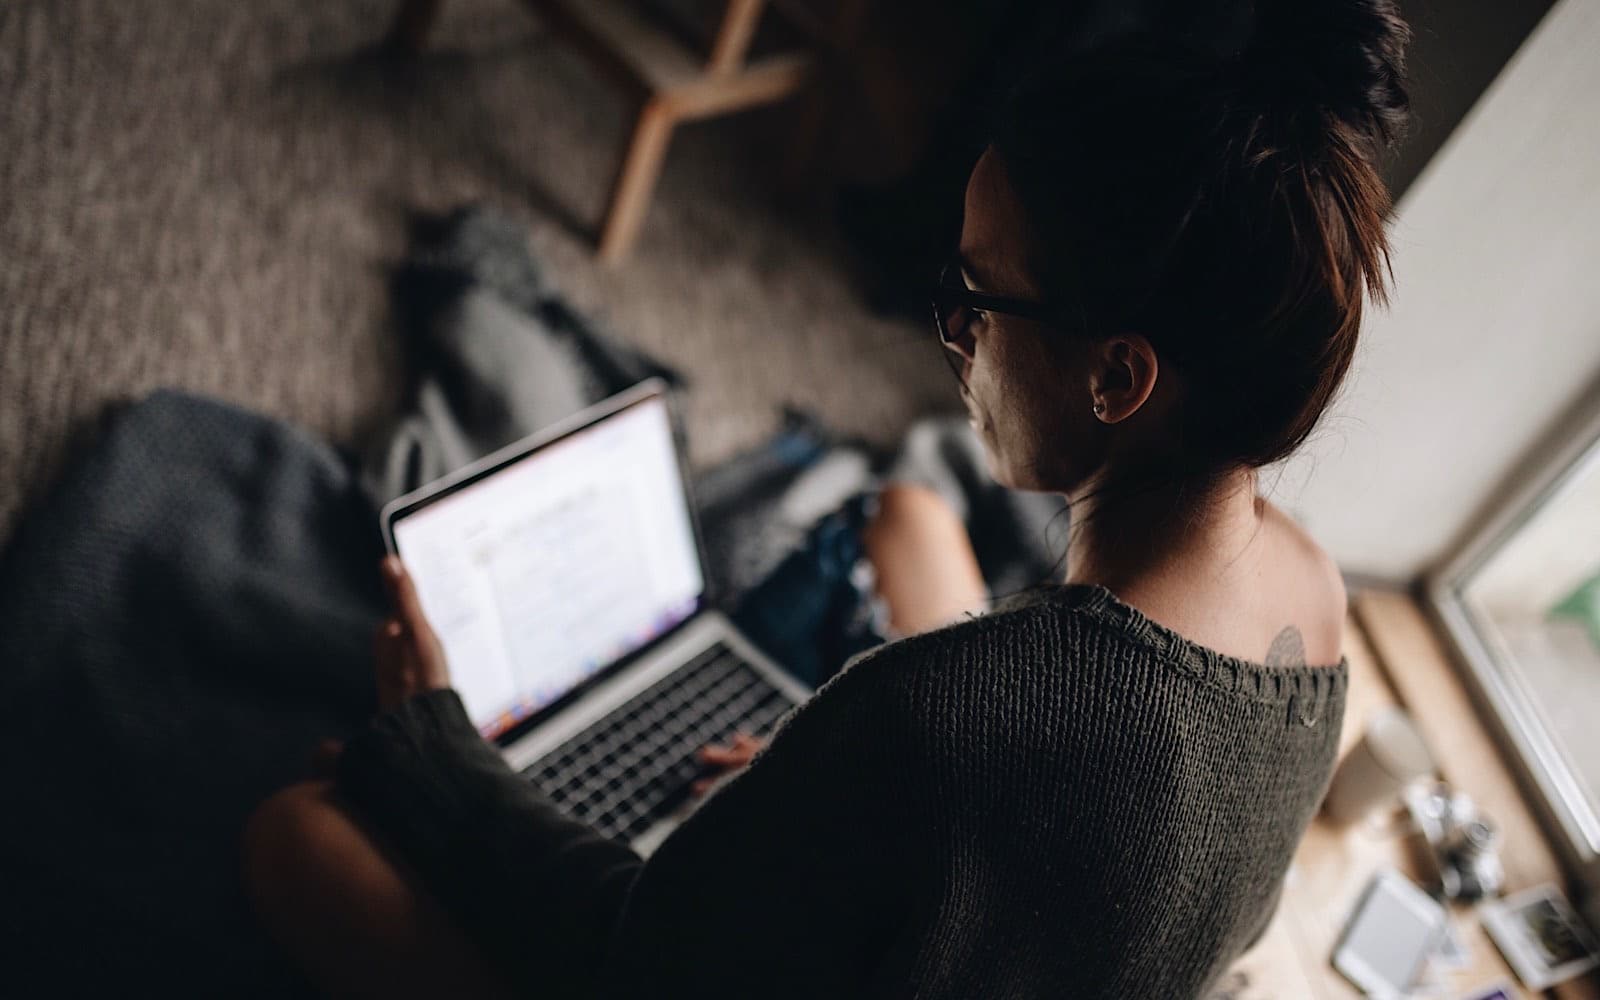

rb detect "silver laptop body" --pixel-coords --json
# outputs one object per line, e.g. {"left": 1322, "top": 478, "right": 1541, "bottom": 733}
{"left": 380, "top": 379, "right": 811, "bottom": 854}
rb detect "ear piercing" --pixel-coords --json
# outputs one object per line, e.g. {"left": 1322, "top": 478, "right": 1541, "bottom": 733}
{"left": 1093, "top": 402, "right": 1106, "bottom": 417}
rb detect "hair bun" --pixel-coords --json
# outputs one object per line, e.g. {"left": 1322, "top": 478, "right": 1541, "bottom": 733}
{"left": 1246, "top": 0, "right": 1410, "bottom": 149}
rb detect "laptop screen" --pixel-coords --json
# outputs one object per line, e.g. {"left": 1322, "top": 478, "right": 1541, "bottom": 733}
{"left": 390, "top": 392, "right": 705, "bottom": 740}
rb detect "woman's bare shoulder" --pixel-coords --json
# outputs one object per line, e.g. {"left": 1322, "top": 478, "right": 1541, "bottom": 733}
{"left": 1259, "top": 501, "right": 1348, "bottom": 664}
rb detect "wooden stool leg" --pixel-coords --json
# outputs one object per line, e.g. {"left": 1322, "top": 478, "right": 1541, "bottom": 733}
{"left": 598, "top": 99, "right": 676, "bottom": 263}
{"left": 385, "top": 0, "right": 446, "bottom": 53}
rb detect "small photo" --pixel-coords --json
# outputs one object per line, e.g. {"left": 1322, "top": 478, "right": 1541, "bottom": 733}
{"left": 1480, "top": 885, "right": 1600, "bottom": 990}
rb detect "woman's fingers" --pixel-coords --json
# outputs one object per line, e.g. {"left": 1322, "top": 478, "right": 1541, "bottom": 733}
{"left": 692, "top": 743, "right": 762, "bottom": 797}
{"left": 697, "top": 731, "right": 765, "bottom": 767}
{"left": 382, "top": 557, "right": 435, "bottom": 643}
{"left": 377, "top": 558, "right": 452, "bottom": 697}
{"left": 374, "top": 618, "right": 409, "bottom": 710}
{"left": 374, "top": 618, "right": 403, "bottom": 659}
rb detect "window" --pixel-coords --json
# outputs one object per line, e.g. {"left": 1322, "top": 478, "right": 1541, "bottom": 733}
{"left": 1428, "top": 389, "right": 1600, "bottom": 901}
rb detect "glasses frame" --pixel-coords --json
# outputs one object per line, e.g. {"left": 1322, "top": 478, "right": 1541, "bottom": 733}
{"left": 931, "top": 261, "right": 1078, "bottom": 346}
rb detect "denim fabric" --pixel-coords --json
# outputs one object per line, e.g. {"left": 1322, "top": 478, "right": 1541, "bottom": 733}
{"left": 732, "top": 493, "right": 890, "bottom": 689}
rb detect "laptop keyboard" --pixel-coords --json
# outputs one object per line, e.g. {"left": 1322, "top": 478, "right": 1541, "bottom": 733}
{"left": 522, "top": 640, "right": 796, "bottom": 843}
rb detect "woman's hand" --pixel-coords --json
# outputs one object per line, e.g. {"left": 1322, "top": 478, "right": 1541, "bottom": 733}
{"left": 691, "top": 732, "right": 766, "bottom": 796}
{"left": 308, "top": 557, "right": 451, "bottom": 777}
{"left": 374, "top": 555, "right": 452, "bottom": 711}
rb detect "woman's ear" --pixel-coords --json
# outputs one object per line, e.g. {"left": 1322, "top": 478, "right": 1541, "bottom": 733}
{"left": 1090, "top": 334, "right": 1159, "bottom": 424}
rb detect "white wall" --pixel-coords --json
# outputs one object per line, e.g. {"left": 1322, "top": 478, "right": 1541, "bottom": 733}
{"left": 1270, "top": 0, "right": 1600, "bottom": 582}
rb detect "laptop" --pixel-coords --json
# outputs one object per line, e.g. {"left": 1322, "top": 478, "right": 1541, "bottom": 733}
{"left": 380, "top": 379, "right": 811, "bottom": 855}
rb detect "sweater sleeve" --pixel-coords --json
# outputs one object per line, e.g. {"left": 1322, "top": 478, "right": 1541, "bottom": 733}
{"left": 335, "top": 689, "right": 642, "bottom": 998}
{"left": 337, "top": 646, "right": 915, "bottom": 1000}
{"left": 599, "top": 649, "right": 915, "bottom": 998}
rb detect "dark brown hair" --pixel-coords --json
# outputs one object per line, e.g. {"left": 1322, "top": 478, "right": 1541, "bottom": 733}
{"left": 991, "top": 0, "right": 1410, "bottom": 480}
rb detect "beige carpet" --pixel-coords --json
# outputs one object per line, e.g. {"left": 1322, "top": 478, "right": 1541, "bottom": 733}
{"left": 0, "top": 0, "right": 958, "bottom": 544}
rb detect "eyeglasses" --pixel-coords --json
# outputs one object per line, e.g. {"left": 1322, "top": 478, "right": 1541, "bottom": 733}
{"left": 931, "top": 260, "right": 1072, "bottom": 347}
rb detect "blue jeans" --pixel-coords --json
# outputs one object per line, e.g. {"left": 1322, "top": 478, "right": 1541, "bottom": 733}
{"left": 731, "top": 492, "right": 890, "bottom": 689}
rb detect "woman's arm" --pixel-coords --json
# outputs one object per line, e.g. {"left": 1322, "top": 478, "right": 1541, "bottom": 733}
{"left": 338, "top": 558, "right": 913, "bottom": 998}
{"left": 600, "top": 648, "right": 915, "bottom": 997}
{"left": 331, "top": 558, "right": 642, "bottom": 996}
{"left": 335, "top": 689, "right": 642, "bottom": 998}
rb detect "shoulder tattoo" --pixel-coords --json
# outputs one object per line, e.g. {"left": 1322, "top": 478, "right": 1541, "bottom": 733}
{"left": 1265, "top": 626, "right": 1306, "bottom": 668}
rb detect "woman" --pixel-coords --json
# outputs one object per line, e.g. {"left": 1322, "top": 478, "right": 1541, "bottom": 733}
{"left": 245, "top": 2, "right": 1409, "bottom": 995}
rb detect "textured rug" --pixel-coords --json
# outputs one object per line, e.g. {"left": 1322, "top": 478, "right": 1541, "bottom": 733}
{"left": 0, "top": 0, "right": 958, "bottom": 544}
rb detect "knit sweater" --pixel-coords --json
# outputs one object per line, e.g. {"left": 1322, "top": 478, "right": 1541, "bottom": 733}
{"left": 337, "top": 584, "right": 1347, "bottom": 998}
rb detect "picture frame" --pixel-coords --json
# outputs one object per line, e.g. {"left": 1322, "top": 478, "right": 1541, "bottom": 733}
{"left": 1480, "top": 884, "right": 1600, "bottom": 989}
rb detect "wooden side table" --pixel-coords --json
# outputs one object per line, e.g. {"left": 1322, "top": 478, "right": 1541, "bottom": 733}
{"left": 389, "top": 0, "right": 823, "bottom": 263}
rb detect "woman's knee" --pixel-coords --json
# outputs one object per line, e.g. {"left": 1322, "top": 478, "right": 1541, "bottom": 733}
{"left": 241, "top": 780, "right": 341, "bottom": 915}
{"left": 865, "top": 484, "right": 988, "bottom": 634}
{"left": 240, "top": 781, "right": 517, "bottom": 998}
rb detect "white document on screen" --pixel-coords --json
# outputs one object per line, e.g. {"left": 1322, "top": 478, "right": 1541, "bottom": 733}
{"left": 392, "top": 400, "right": 703, "bottom": 736}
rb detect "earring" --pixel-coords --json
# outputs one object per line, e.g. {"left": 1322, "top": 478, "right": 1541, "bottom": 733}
{"left": 1093, "top": 402, "right": 1106, "bottom": 417}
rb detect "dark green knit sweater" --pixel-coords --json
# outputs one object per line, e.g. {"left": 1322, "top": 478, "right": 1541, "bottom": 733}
{"left": 337, "top": 584, "right": 1346, "bottom": 998}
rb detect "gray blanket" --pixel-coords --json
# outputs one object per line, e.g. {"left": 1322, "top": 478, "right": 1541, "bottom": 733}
{"left": 0, "top": 207, "right": 1063, "bottom": 995}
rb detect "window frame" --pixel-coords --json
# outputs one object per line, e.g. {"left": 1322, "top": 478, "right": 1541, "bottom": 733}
{"left": 1425, "top": 382, "right": 1600, "bottom": 899}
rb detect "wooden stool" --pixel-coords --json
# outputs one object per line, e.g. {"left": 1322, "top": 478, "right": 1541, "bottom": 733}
{"left": 388, "top": 0, "right": 821, "bottom": 263}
